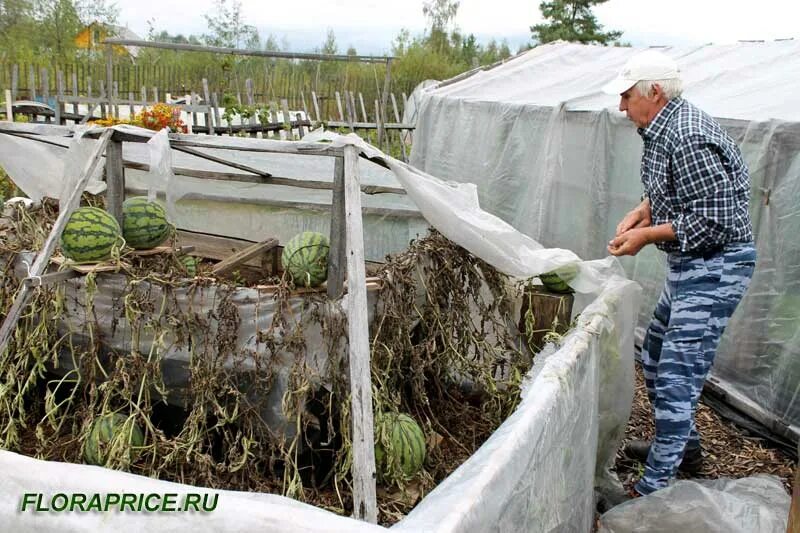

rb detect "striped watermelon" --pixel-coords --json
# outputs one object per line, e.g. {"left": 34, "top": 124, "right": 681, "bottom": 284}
{"left": 281, "top": 231, "right": 330, "bottom": 287}
{"left": 84, "top": 413, "right": 144, "bottom": 466}
{"left": 60, "top": 206, "right": 123, "bottom": 263}
{"left": 122, "top": 197, "right": 171, "bottom": 249}
{"left": 540, "top": 264, "right": 578, "bottom": 294}
{"left": 374, "top": 412, "right": 426, "bottom": 483}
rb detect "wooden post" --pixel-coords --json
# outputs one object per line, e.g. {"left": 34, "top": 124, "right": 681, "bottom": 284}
{"left": 106, "top": 138, "right": 125, "bottom": 226}
{"left": 202, "top": 79, "right": 212, "bottom": 133}
{"left": 335, "top": 91, "right": 344, "bottom": 121}
{"left": 55, "top": 70, "right": 64, "bottom": 125}
{"left": 0, "top": 130, "right": 112, "bottom": 359}
{"left": 4, "top": 90, "right": 12, "bottom": 122}
{"left": 128, "top": 91, "right": 135, "bottom": 119}
{"left": 71, "top": 72, "right": 79, "bottom": 117}
{"left": 311, "top": 90, "right": 321, "bottom": 124}
{"left": 518, "top": 286, "right": 575, "bottom": 354}
{"left": 281, "top": 99, "right": 291, "bottom": 139}
{"left": 28, "top": 65, "right": 36, "bottom": 101}
{"left": 211, "top": 93, "right": 222, "bottom": 135}
{"left": 345, "top": 92, "right": 356, "bottom": 133}
{"left": 378, "top": 58, "right": 392, "bottom": 149}
{"left": 342, "top": 144, "right": 378, "bottom": 523}
{"left": 105, "top": 44, "right": 114, "bottom": 118}
{"left": 327, "top": 155, "right": 346, "bottom": 299}
{"left": 300, "top": 91, "right": 309, "bottom": 123}
{"left": 41, "top": 67, "right": 49, "bottom": 122}
{"left": 99, "top": 80, "right": 106, "bottom": 118}
{"left": 358, "top": 93, "right": 368, "bottom": 123}
{"left": 11, "top": 64, "right": 18, "bottom": 102}
{"left": 390, "top": 93, "right": 408, "bottom": 162}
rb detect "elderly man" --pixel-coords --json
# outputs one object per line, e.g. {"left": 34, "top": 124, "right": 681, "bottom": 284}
{"left": 603, "top": 50, "right": 756, "bottom": 496}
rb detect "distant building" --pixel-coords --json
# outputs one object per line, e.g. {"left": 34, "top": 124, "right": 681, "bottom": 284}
{"left": 75, "top": 22, "right": 142, "bottom": 60}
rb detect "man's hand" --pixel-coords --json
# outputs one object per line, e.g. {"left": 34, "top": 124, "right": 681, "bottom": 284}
{"left": 608, "top": 227, "right": 650, "bottom": 256}
{"left": 615, "top": 199, "right": 652, "bottom": 236}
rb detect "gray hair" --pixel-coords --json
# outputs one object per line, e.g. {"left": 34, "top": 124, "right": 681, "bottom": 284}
{"left": 634, "top": 78, "right": 683, "bottom": 100}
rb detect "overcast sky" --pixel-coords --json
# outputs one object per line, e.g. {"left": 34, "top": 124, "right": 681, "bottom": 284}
{"left": 117, "top": 0, "right": 800, "bottom": 55}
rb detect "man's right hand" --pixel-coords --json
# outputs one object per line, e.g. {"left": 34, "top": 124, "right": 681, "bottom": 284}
{"left": 615, "top": 199, "right": 652, "bottom": 236}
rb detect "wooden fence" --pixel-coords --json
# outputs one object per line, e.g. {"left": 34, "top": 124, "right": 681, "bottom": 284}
{"left": 1, "top": 64, "right": 415, "bottom": 159}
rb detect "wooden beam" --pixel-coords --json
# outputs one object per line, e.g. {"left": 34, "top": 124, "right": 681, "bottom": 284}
{"left": 327, "top": 155, "right": 346, "bottom": 299}
{"left": 176, "top": 230, "right": 266, "bottom": 267}
{"left": 0, "top": 129, "right": 112, "bottom": 358}
{"left": 172, "top": 145, "right": 273, "bottom": 178}
{"left": 23, "top": 269, "right": 80, "bottom": 287}
{"left": 106, "top": 138, "right": 125, "bottom": 226}
{"left": 211, "top": 238, "right": 278, "bottom": 276}
{"left": 343, "top": 144, "right": 378, "bottom": 523}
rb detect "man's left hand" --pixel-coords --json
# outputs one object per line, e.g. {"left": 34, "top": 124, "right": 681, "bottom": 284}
{"left": 608, "top": 228, "right": 649, "bottom": 256}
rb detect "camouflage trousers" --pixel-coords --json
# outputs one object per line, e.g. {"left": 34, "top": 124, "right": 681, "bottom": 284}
{"left": 635, "top": 242, "right": 756, "bottom": 495}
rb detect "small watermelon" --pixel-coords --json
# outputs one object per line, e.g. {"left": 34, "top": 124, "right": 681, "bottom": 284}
{"left": 281, "top": 231, "right": 330, "bottom": 287}
{"left": 180, "top": 255, "right": 199, "bottom": 277}
{"left": 84, "top": 413, "right": 144, "bottom": 466}
{"left": 374, "top": 412, "right": 426, "bottom": 483}
{"left": 540, "top": 264, "right": 578, "bottom": 294}
{"left": 61, "top": 206, "right": 123, "bottom": 263}
{"left": 122, "top": 197, "right": 171, "bottom": 249}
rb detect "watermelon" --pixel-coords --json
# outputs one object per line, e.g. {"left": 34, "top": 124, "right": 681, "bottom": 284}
{"left": 122, "top": 197, "right": 171, "bottom": 249}
{"left": 540, "top": 264, "right": 578, "bottom": 294}
{"left": 180, "top": 255, "right": 199, "bottom": 277}
{"left": 374, "top": 412, "right": 426, "bottom": 483}
{"left": 61, "top": 206, "right": 123, "bottom": 263}
{"left": 281, "top": 231, "right": 330, "bottom": 287}
{"left": 84, "top": 413, "right": 144, "bottom": 466}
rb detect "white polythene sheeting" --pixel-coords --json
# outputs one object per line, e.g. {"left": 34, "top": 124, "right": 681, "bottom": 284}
{"left": 0, "top": 275, "right": 640, "bottom": 533}
{"left": 410, "top": 40, "right": 800, "bottom": 440}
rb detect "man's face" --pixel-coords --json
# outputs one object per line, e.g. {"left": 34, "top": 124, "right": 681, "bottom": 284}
{"left": 619, "top": 86, "right": 657, "bottom": 128}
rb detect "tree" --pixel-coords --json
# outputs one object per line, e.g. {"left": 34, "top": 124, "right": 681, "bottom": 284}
{"left": 530, "top": 0, "right": 622, "bottom": 46}
{"left": 422, "top": 0, "right": 459, "bottom": 52}
{"left": 203, "top": 0, "right": 259, "bottom": 49}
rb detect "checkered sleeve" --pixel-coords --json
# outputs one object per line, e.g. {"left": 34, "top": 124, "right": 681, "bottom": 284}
{"left": 670, "top": 138, "right": 736, "bottom": 252}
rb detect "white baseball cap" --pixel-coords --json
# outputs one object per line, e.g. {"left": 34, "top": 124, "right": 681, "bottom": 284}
{"left": 602, "top": 50, "right": 680, "bottom": 95}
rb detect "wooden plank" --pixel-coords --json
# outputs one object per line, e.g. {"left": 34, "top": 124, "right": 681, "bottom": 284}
{"left": 106, "top": 44, "right": 114, "bottom": 118}
{"left": 41, "top": 67, "right": 49, "bottom": 122}
{"left": 344, "top": 92, "right": 356, "bottom": 132}
{"left": 99, "top": 80, "right": 106, "bottom": 118}
{"left": 327, "top": 155, "right": 346, "bottom": 299}
{"left": 55, "top": 70, "right": 63, "bottom": 125}
{"left": 3, "top": 90, "right": 12, "bottom": 122}
{"left": 171, "top": 145, "right": 273, "bottom": 178}
{"left": 211, "top": 93, "right": 222, "bottom": 134}
{"left": 24, "top": 269, "right": 80, "bottom": 287}
{"left": 0, "top": 130, "right": 112, "bottom": 358}
{"left": 378, "top": 59, "right": 392, "bottom": 149}
{"left": 11, "top": 64, "right": 18, "bottom": 102}
{"left": 281, "top": 99, "right": 291, "bottom": 138}
{"left": 311, "top": 90, "right": 321, "bottom": 124}
{"left": 390, "top": 93, "right": 408, "bottom": 162}
{"left": 300, "top": 91, "right": 309, "bottom": 123}
{"left": 128, "top": 91, "right": 135, "bottom": 118}
{"left": 358, "top": 93, "right": 368, "bottom": 123}
{"left": 202, "top": 79, "right": 212, "bottom": 133}
{"left": 28, "top": 65, "right": 35, "bottom": 101}
{"left": 335, "top": 91, "right": 344, "bottom": 121}
{"left": 106, "top": 138, "right": 125, "bottom": 226}
{"left": 342, "top": 144, "right": 378, "bottom": 523}
{"left": 211, "top": 238, "right": 278, "bottom": 276}
{"left": 326, "top": 120, "right": 414, "bottom": 130}
{"left": 71, "top": 72, "right": 79, "bottom": 116}
{"left": 176, "top": 230, "right": 267, "bottom": 267}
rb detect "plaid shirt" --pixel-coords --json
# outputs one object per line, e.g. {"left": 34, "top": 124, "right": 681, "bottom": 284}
{"left": 638, "top": 98, "right": 753, "bottom": 253}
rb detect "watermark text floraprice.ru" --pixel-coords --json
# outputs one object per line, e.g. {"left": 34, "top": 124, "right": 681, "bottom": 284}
{"left": 20, "top": 492, "right": 219, "bottom": 513}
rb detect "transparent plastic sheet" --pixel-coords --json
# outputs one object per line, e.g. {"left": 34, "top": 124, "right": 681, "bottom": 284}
{"left": 598, "top": 475, "right": 790, "bottom": 533}
{"left": 0, "top": 450, "right": 386, "bottom": 533}
{"left": 0, "top": 123, "right": 641, "bottom": 530}
{"left": 0, "top": 125, "right": 105, "bottom": 203}
{"left": 0, "top": 276, "right": 640, "bottom": 533}
{"left": 410, "top": 41, "right": 800, "bottom": 439}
